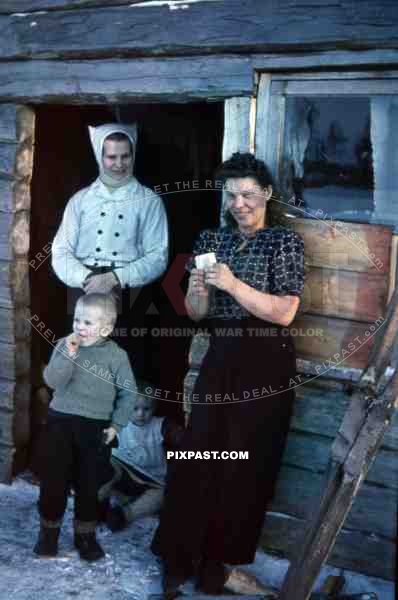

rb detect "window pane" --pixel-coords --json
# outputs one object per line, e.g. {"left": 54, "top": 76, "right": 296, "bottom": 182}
{"left": 282, "top": 97, "right": 374, "bottom": 221}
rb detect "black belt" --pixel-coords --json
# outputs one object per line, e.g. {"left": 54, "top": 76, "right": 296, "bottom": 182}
{"left": 84, "top": 262, "right": 116, "bottom": 275}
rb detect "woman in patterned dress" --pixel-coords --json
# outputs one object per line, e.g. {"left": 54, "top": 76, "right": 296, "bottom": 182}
{"left": 151, "top": 153, "right": 305, "bottom": 597}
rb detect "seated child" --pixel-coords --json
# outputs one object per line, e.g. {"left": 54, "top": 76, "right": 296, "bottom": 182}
{"left": 33, "top": 293, "right": 136, "bottom": 561}
{"left": 98, "top": 392, "right": 184, "bottom": 532}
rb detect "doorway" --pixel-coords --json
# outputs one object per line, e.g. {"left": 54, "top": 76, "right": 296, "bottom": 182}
{"left": 29, "top": 103, "right": 223, "bottom": 471}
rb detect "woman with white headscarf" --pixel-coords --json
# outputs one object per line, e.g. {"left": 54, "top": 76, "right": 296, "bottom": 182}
{"left": 52, "top": 123, "right": 168, "bottom": 294}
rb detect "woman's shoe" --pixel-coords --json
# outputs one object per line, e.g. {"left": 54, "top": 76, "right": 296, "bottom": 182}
{"left": 33, "top": 526, "right": 60, "bottom": 557}
{"left": 161, "top": 558, "right": 194, "bottom": 599}
{"left": 197, "top": 558, "right": 227, "bottom": 594}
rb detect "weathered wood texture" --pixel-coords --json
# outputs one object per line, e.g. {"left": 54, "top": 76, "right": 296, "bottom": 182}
{"left": 292, "top": 314, "right": 377, "bottom": 369}
{"left": 289, "top": 219, "right": 392, "bottom": 370}
{"left": 0, "top": 105, "right": 34, "bottom": 482}
{"left": 0, "top": 260, "right": 30, "bottom": 310}
{"left": 185, "top": 333, "right": 398, "bottom": 579}
{"left": 0, "top": 441, "right": 14, "bottom": 482}
{"left": 2, "top": 53, "right": 398, "bottom": 104}
{"left": 222, "top": 97, "right": 252, "bottom": 161}
{"left": 1, "top": 1, "right": 398, "bottom": 60}
{"left": 261, "top": 512, "right": 395, "bottom": 581}
{"left": 302, "top": 269, "right": 388, "bottom": 322}
{"left": 0, "top": 342, "right": 30, "bottom": 381}
{"left": 0, "top": 0, "right": 149, "bottom": 12}
{"left": 293, "top": 219, "right": 391, "bottom": 274}
{"left": 294, "top": 385, "right": 398, "bottom": 451}
{"left": 0, "top": 58, "right": 253, "bottom": 104}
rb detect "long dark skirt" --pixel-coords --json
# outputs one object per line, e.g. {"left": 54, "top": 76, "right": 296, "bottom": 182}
{"left": 151, "top": 318, "right": 296, "bottom": 566}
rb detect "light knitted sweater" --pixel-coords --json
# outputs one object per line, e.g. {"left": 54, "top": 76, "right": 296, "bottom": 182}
{"left": 44, "top": 337, "right": 135, "bottom": 431}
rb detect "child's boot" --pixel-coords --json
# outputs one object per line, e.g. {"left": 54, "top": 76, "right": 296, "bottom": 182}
{"left": 74, "top": 521, "right": 105, "bottom": 561}
{"left": 33, "top": 521, "right": 61, "bottom": 557}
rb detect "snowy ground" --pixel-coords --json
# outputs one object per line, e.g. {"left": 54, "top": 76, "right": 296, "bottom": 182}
{"left": 0, "top": 478, "right": 394, "bottom": 600}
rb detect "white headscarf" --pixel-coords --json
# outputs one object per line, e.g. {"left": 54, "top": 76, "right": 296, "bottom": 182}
{"left": 88, "top": 123, "right": 138, "bottom": 187}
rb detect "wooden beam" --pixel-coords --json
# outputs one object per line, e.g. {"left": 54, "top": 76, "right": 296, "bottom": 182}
{"left": 1, "top": 1, "right": 398, "bottom": 61}
{"left": 260, "top": 512, "right": 395, "bottom": 581}
{"left": 272, "top": 465, "right": 396, "bottom": 541}
{"left": 0, "top": 0, "right": 149, "bottom": 12}
{"left": 0, "top": 57, "right": 253, "bottom": 103}
{"left": 279, "top": 358, "right": 398, "bottom": 599}
{"left": 222, "top": 97, "right": 252, "bottom": 160}
{"left": 1, "top": 52, "right": 398, "bottom": 104}
{"left": 284, "top": 431, "right": 397, "bottom": 490}
{"left": 0, "top": 440, "right": 14, "bottom": 483}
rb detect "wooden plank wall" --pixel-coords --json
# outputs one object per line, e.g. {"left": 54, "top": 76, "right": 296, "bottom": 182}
{"left": 185, "top": 334, "right": 397, "bottom": 580}
{"left": 0, "top": 105, "right": 33, "bottom": 481}
{"left": 0, "top": 1, "right": 397, "bottom": 60}
{"left": 291, "top": 218, "right": 392, "bottom": 370}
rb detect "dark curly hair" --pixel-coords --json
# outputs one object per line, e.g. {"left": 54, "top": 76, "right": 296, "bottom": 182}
{"left": 215, "top": 152, "right": 287, "bottom": 228}
{"left": 216, "top": 152, "right": 273, "bottom": 188}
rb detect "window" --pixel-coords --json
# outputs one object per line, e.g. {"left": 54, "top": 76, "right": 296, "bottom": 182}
{"left": 256, "top": 73, "right": 398, "bottom": 229}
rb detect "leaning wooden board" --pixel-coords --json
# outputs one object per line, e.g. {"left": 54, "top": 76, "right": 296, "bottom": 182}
{"left": 292, "top": 218, "right": 391, "bottom": 274}
{"left": 289, "top": 218, "right": 393, "bottom": 371}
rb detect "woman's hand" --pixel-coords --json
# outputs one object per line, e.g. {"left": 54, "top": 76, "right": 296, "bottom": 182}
{"left": 204, "top": 263, "right": 236, "bottom": 293}
{"left": 83, "top": 271, "right": 118, "bottom": 294}
{"left": 188, "top": 268, "right": 208, "bottom": 297}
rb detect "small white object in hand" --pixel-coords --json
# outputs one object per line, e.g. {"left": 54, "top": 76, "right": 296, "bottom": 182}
{"left": 195, "top": 252, "right": 217, "bottom": 270}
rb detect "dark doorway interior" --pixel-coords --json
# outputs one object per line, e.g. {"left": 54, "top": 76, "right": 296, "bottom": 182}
{"left": 29, "top": 103, "right": 223, "bottom": 470}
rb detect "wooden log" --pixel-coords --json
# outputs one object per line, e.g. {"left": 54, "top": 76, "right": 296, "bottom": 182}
{"left": 0, "top": 178, "right": 14, "bottom": 212}
{"left": 1, "top": 213, "right": 31, "bottom": 265}
{"left": 271, "top": 465, "right": 396, "bottom": 540}
{"left": 16, "top": 105, "right": 35, "bottom": 145}
{"left": 0, "top": 260, "right": 12, "bottom": 308}
{"left": 13, "top": 180, "right": 30, "bottom": 212}
{"left": 293, "top": 314, "right": 376, "bottom": 369}
{"left": 222, "top": 97, "right": 252, "bottom": 160}
{"left": 10, "top": 211, "right": 30, "bottom": 257}
{"left": 0, "top": 52, "right": 398, "bottom": 104}
{"left": 0, "top": 0, "right": 148, "bottom": 11}
{"left": 0, "top": 57, "right": 253, "bottom": 103}
{"left": 296, "top": 358, "right": 362, "bottom": 384}
{"left": 0, "top": 441, "right": 13, "bottom": 483}
{"left": 0, "top": 379, "right": 14, "bottom": 412}
{"left": 301, "top": 268, "right": 388, "bottom": 322}
{"left": 279, "top": 367, "right": 398, "bottom": 600}
{"left": 0, "top": 259, "right": 30, "bottom": 309}
{"left": 0, "top": 212, "right": 14, "bottom": 260}
{"left": 0, "top": 105, "right": 17, "bottom": 141}
{"left": 260, "top": 512, "right": 395, "bottom": 581}
{"left": 15, "top": 341, "right": 30, "bottom": 377}
{"left": 293, "top": 386, "right": 398, "bottom": 451}
{"left": 0, "top": 306, "right": 31, "bottom": 342}
{"left": 284, "top": 431, "right": 398, "bottom": 490}
{"left": 1, "top": 1, "right": 398, "bottom": 60}
{"left": 0, "top": 143, "right": 17, "bottom": 178}
{"left": 0, "top": 408, "right": 14, "bottom": 446}
{"left": 0, "top": 341, "right": 29, "bottom": 380}
{"left": 292, "top": 218, "right": 391, "bottom": 274}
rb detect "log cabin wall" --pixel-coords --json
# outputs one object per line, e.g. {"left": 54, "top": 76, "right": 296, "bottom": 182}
{"left": 0, "top": 0, "right": 397, "bottom": 581}
{"left": 0, "top": 105, "right": 33, "bottom": 481}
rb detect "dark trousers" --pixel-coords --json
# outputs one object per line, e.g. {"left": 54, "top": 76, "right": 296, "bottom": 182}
{"left": 38, "top": 411, "right": 110, "bottom": 524}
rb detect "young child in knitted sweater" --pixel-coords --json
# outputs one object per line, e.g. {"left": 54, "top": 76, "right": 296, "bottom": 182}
{"left": 34, "top": 293, "right": 136, "bottom": 561}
